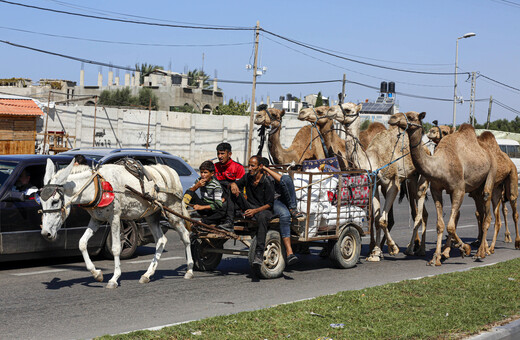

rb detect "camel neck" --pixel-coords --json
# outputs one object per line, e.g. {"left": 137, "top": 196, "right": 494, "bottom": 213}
{"left": 406, "top": 127, "right": 436, "bottom": 178}
{"left": 268, "top": 122, "right": 284, "bottom": 163}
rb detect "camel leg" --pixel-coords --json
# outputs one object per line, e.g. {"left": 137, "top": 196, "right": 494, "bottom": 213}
{"left": 447, "top": 190, "right": 472, "bottom": 259}
{"left": 404, "top": 178, "right": 421, "bottom": 256}
{"left": 475, "top": 177, "right": 495, "bottom": 259}
{"left": 79, "top": 218, "right": 103, "bottom": 282}
{"left": 411, "top": 178, "right": 429, "bottom": 257}
{"left": 367, "top": 186, "right": 382, "bottom": 262}
{"left": 168, "top": 203, "right": 194, "bottom": 279}
{"left": 378, "top": 182, "right": 400, "bottom": 256}
{"left": 430, "top": 189, "right": 446, "bottom": 266}
{"left": 511, "top": 199, "right": 520, "bottom": 249}
{"left": 505, "top": 173, "right": 520, "bottom": 248}
{"left": 488, "top": 191, "right": 502, "bottom": 254}
{"left": 106, "top": 214, "right": 122, "bottom": 289}
{"left": 503, "top": 203, "right": 511, "bottom": 243}
{"left": 139, "top": 213, "right": 168, "bottom": 284}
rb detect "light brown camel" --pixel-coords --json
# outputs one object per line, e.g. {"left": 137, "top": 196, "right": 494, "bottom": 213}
{"left": 471, "top": 132, "right": 520, "bottom": 251}
{"left": 360, "top": 122, "right": 387, "bottom": 149}
{"left": 254, "top": 107, "right": 325, "bottom": 164}
{"left": 428, "top": 127, "right": 519, "bottom": 249}
{"left": 389, "top": 112, "right": 497, "bottom": 266}
{"left": 327, "top": 105, "right": 430, "bottom": 259}
{"left": 297, "top": 105, "right": 348, "bottom": 169}
{"left": 426, "top": 125, "right": 454, "bottom": 145}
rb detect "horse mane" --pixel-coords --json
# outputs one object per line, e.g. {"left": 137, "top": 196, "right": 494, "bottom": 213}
{"left": 70, "top": 164, "right": 91, "bottom": 175}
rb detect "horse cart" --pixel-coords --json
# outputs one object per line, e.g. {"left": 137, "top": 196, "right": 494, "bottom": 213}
{"left": 189, "top": 168, "right": 373, "bottom": 279}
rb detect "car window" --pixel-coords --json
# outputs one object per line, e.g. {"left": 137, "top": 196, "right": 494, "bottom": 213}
{"left": 161, "top": 157, "right": 192, "bottom": 176}
{"left": 104, "top": 155, "right": 158, "bottom": 166}
{"left": 0, "top": 161, "right": 18, "bottom": 188}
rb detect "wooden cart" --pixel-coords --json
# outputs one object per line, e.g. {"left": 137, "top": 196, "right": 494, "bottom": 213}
{"left": 189, "top": 169, "right": 373, "bottom": 279}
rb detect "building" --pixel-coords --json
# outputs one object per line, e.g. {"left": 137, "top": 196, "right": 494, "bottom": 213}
{"left": 0, "top": 69, "right": 224, "bottom": 113}
{"left": 359, "top": 81, "right": 399, "bottom": 125}
{"left": 0, "top": 96, "right": 44, "bottom": 154}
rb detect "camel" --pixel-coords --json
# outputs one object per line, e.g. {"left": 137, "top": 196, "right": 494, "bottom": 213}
{"left": 297, "top": 105, "right": 349, "bottom": 169}
{"left": 428, "top": 127, "right": 519, "bottom": 248}
{"left": 472, "top": 132, "right": 520, "bottom": 251}
{"left": 326, "top": 104, "right": 429, "bottom": 259}
{"left": 426, "top": 125, "right": 454, "bottom": 145}
{"left": 360, "top": 122, "right": 387, "bottom": 149}
{"left": 40, "top": 159, "right": 194, "bottom": 288}
{"left": 254, "top": 107, "right": 325, "bottom": 164}
{"left": 389, "top": 112, "right": 497, "bottom": 265}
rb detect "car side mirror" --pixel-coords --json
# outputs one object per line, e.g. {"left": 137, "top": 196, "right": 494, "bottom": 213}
{"left": 1, "top": 191, "right": 26, "bottom": 202}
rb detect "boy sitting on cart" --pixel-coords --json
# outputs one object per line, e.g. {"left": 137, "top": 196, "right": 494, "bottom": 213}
{"left": 259, "top": 157, "right": 302, "bottom": 266}
{"left": 229, "top": 155, "right": 274, "bottom": 266}
{"left": 183, "top": 160, "right": 227, "bottom": 228}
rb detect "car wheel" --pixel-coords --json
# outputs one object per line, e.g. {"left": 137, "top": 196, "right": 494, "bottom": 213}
{"left": 249, "top": 230, "right": 286, "bottom": 279}
{"left": 190, "top": 235, "right": 224, "bottom": 271}
{"left": 330, "top": 225, "right": 361, "bottom": 269}
{"left": 103, "top": 220, "right": 138, "bottom": 260}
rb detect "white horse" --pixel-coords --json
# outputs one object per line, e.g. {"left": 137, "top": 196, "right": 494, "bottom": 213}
{"left": 40, "top": 159, "right": 194, "bottom": 288}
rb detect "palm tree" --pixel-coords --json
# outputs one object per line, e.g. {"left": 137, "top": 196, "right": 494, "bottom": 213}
{"left": 187, "top": 68, "right": 210, "bottom": 88}
{"left": 135, "top": 63, "right": 163, "bottom": 85}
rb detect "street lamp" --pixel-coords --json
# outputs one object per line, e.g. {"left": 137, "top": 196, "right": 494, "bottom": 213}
{"left": 452, "top": 32, "right": 476, "bottom": 129}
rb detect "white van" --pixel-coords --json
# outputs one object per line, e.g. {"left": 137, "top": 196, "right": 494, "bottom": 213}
{"left": 496, "top": 138, "right": 520, "bottom": 177}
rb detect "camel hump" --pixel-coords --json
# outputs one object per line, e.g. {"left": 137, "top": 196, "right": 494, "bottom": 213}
{"left": 457, "top": 123, "right": 475, "bottom": 134}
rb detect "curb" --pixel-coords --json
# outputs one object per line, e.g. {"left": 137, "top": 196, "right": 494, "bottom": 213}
{"left": 467, "top": 318, "right": 520, "bottom": 340}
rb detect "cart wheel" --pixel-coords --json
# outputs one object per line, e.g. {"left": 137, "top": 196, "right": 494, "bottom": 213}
{"left": 249, "top": 230, "right": 286, "bottom": 279}
{"left": 330, "top": 225, "right": 361, "bottom": 269}
{"left": 190, "top": 236, "right": 224, "bottom": 271}
{"left": 103, "top": 220, "right": 138, "bottom": 260}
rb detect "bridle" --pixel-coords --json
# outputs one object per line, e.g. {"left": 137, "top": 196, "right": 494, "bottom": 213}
{"left": 39, "top": 170, "right": 100, "bottom": 222}
{"left": 336, "top": 103, "right": 360, "bottom": 127}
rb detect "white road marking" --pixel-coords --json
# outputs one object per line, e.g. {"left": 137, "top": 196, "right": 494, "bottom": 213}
{"left": 128, "top": 256, "right": 183, "bottom": 264}
{"left": 12, "top": 269, "right": 67, "bottom": 276}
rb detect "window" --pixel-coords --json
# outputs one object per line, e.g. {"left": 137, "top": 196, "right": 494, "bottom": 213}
{"left": 0, "top": 161, "right": 17, "bottom": 188}
{"left": 161, "top": 157, "right": 192, "bottom": 176}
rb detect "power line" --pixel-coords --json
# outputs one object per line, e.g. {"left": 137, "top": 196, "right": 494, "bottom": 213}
{"left": 491, "top": 0, "right": 520, "bottom": 8}
{"left": 494, "top": 99, "right": 520, "bottom": 115}
{"left": 260, "top": 28, "right": 460, "bottom": 76}
{"left": 0, "top": 26, "right": 253, "bottom": 48}
{"left": 0, "top": 0, "right": 254, "bottom": 31}
{"left": 478, "top": 73, "right": 520, "bottom": 93}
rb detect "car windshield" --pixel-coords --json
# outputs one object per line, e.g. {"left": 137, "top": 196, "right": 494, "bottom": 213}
{"left": 80, "top": 154, "right": 104, "bottom": 162}
{"left": 0, "top": 161, "right": 18, "bottom": 188}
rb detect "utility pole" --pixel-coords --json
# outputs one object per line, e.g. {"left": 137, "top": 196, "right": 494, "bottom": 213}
{"left": 486, "top": 95, "right": 493, "bottom": 130}
{"left": 43, "top": 91, "right": 51, "bottom": 154}
{"left": 246, "top": 21, "right": 260, "bottom": 161}
{"left": 469, "top": 71, "right": 476, "bottom": 125}
{"left": 146, "top": 97, "right": 151, "bottom": 150}
{"left": 92, "top": 96, "right": 98, "bottom": 147}
{"left": 341, "top": 74, "right": 346, "bottom": 103}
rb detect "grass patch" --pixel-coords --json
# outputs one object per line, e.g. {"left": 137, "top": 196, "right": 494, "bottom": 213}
{"left": 98, "top": 258, "right": 520, "bottom": 339}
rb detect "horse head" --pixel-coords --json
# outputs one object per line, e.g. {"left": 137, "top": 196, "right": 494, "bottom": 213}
{"left": 40, "top": 158, "right": 76, "bottom": 241}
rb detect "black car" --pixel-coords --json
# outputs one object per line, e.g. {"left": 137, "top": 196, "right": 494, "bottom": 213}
{"left": 0, "top": 149, "right": 199, "bottom": 262}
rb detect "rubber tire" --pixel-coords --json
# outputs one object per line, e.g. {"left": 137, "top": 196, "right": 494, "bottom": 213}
{"left": 103, "top": 220, "right": 138, "bottom": 260}
{"left": 190, "top": 235, "right": 224, "bottom": 271}
{"left": 330, "top": 225, "right": 361, "bottom": 269}
{"left": 248, "top": 230, "right": 286, "bottom": 279}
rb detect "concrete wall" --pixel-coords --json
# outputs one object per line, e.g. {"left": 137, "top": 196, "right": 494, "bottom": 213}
{"left": 37, "top": 105, "right": 313, "bottom": 167}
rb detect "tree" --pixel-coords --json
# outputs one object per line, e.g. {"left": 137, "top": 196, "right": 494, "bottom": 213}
{"left": 187, "top": 69, "right": 210, "bottom": 88}
{"left": 315, "top": 92, "right": 323, "bottom": 107}
{"left": 135, "top": 63, "right": 163, "bottom": 85}
{"left": 97, "top": 88, "right": 158, "bottom": 109}
{"left": 214, "top": 99, "right": 250, "bottom": 116}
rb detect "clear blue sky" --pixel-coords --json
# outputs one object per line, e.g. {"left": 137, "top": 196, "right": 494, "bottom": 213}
{"left": 1, "top": 0, "right": 519, "bottom": 125}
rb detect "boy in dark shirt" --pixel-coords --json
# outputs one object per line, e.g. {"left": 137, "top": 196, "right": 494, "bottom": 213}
{"left": 229, "top": 155, "right": 274, "bottom": 266}
{"left": 183, "top": 160, "right": 226, "bottom": 226}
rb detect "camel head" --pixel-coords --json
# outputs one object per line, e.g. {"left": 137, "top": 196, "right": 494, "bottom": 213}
{"left": 426, "top": 124, "right": 454, "bottom": 144}
{"left": 40, "top": 158, "right": 76, "bottom": 241}
{"left": 388, "top": 111, "right": 426, "bottom": 131}
{"left": 254, "top": 106, "right": 284, "bottom": 129}
{"left": 297, "top": 105, "right": 329, "bottom": 124}
{"left": 325, "top": 102, "right": 362, "bottom": 125}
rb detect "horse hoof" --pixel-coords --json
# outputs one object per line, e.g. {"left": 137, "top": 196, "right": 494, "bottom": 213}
{"left": 93, "top": 270, "right": 103, "bottom": 282}
{"left": 139, "top": 275, "right": 150, "bottom": 284}
{"left": 366, "top": 255, "right": 381, "bottom": 262}
{"left": 106, "top": 282, "right": 118, "bottom": 289}
{"left": 184, "top": 271, "right": 194, "bottom": 279}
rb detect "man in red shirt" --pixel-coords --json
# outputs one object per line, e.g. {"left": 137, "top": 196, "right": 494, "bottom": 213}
{"left": 214, "top": 142, "right": 245, "bottom": 231}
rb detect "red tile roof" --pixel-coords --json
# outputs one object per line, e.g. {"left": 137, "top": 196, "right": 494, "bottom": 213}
{"left": 0, "top": 98, "right": 44, "bottom": 116}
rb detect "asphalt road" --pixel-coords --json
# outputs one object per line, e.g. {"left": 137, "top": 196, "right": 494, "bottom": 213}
{"left": 1, "top": 194, "right": 519, "bottom": 340}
